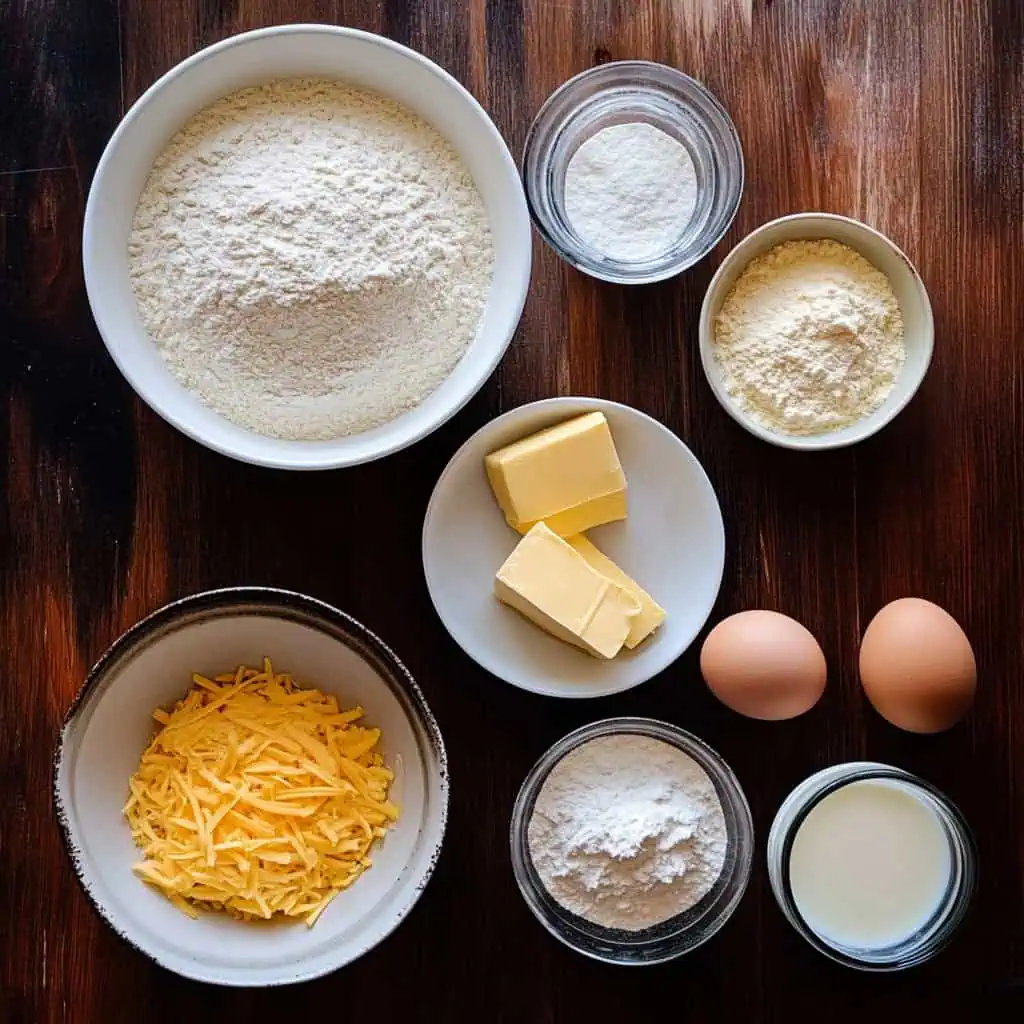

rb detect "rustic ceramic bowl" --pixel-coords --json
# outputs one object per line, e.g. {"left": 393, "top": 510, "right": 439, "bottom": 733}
{"left": 699, "top": 213, "right": 934, "bottom": 450}
{"left": 53, "top": 587, "right": 448, "bottom": 986}
{"left": 83, "top": 25, "right": 531, "bottom": 469}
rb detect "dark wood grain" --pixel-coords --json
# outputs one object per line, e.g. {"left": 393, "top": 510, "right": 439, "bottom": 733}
{"left": 3, "top": 0, "right": 1024, "bottom": 1019}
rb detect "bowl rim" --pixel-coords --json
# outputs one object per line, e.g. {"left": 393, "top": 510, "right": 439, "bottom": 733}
{"left": 509, "top": 717, "right": 755, "bottom": 964}
{"left": 52, "top": 585, "right": 450, "bottom": 986}
{"left": 697, "top": 212, "right": 935, "bottom": 451}
{"left": 82, "top": 23, "right": 531, "bottom": 471}
{"left": 521, "top": 59, "right": 745, "bottom": 285}
{"left": 420, "top": 395, "right": 726, "bottom": 698}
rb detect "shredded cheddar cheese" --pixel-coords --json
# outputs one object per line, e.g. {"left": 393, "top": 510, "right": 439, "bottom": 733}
{"left": 123, "top": 659, "right": 399, "bottom": 926}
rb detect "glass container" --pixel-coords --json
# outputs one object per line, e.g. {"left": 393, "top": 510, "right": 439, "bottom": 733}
{"left": 510, "top": 717, "right": 754, "bottom": 964}
{"left": 766, "top": 762, "right": 977, "bottom": 971}
{"left": 522, "top": 61, "right": 744, "bottom": 284}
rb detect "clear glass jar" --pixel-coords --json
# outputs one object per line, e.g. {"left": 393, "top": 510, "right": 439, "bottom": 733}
{"left": 522, "top": 61, "right": 744, "bottom": 284}
{"left": 767, "top": 762, "right": 977, "bottom": 971}
{"left": 509, "top": 718, "right": 754, "bottom": 964}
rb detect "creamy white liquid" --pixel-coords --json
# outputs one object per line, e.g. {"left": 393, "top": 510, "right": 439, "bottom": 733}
{"left": 788, "top": 779, "right": 952, "bottom": 950}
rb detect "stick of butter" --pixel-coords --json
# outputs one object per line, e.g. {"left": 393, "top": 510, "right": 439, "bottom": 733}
{"left": 565, "top": 535, "right": 666, "bottom": 648}
{"left": 494, "top": 523, "right": 641, "bottom": 659}
{"left": 484, "top": 412, "right": 627, "bottom": 536}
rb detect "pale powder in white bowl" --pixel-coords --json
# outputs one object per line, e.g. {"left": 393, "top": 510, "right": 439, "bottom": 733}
{"left": 699, "top": 213, "right": 933, "bottom": 451}
{"left": 84, "top": 25, "right": 531, "bottom": 469}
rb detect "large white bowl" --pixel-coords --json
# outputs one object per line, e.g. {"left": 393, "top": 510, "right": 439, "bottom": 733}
{"left": 54, "top": 588, "right": 449, "bottom": 986}
{"left": 422, "top": 398, "right": 726, "bottom": 698}
{"left": 699, "top": 213, "right": 933, "bottom": 450}
{"left": 83, "top": 25, "right": 531, "bottom": 469}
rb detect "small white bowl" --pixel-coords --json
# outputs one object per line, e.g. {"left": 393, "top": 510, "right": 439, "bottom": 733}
{"left": 54, "top": 588, "right": 448, "bottom": 986}
{"left": 421, "top": 398, "right": 725, "bottom": 698}
{"left": 699, "top": 213, "right": 934, "bottom": 450}
{"left": 83, "top": 25, "right": 531, "bottom": 470}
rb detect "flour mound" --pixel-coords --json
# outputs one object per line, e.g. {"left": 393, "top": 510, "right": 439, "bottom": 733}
{"left": 564, "top": 122, "right": 698, "bottom": 262}
{"left": 527, "top": 734, "right": 727, "bottom": 932}
{"left": 712, "top": 239, "right": 906, "bottom": 435}
{"left": 129, "top": 78, "right": 494, "bottom": 441}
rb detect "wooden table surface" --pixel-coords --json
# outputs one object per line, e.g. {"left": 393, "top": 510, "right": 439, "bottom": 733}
{"left": 3, "top": 0, "right": 1024, "bottom": 1020}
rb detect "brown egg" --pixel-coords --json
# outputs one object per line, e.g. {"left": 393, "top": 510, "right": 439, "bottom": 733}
{"left": 700, "top": 610, "right": 827, "bottom": 720}
{"left": 859, "top": 598, "right": 976, "bottom": 733}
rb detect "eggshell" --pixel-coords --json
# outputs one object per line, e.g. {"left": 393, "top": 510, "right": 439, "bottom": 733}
{"left": 700, "top": 610, "right": 827, "bottom": 721}
{"left": 859, "top": 598, "right": 976, "bottom": 734}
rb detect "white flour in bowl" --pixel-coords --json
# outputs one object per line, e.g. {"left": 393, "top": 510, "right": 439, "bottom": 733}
{"left": 712, "top": 239, "right": 905, "bottom": 435}
{"left": 527, "top": 734, "right": 727, "bottom": 932}
{"left": 563, "top": 122, "right": 698, "bottom": 262}
{"left": 128, "top": 79, "right": 494, "bottom": 441}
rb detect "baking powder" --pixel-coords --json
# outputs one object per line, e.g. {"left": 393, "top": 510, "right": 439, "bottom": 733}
{"left": 527, "top": 734, "right": 727, "bottom": 932}
{"left": 129, "top": 79, "right": 494, "bottom": 441}
{"left": 563, "top": 122, "right": 698, "bottom": 262}
{"left": 713, "top": 239, "right": 906, "bottom": 435}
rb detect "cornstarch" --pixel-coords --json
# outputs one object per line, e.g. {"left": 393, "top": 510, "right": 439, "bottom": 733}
{"left": 527, "top": 734, "right": 727, "bottom": 932}
{"left": 713, "top": 239, "right": 906, "bottom": 435}
{"left": 129, "top": 79, "right": 494, "bottom": 441}
{"left": 563, "top": 122, "right": 698, "bottom": 262}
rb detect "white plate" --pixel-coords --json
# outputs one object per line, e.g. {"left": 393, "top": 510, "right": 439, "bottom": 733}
{"left": 422, "top": 398, "right": 725, "bottom": 697}
{"left": 54, "top": 588, "right": 448, "bottom": 986}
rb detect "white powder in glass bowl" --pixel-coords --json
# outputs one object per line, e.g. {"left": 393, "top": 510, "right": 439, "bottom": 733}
{"left": 563, "top": 121, "right": 698, "bottom": 263}
{"left": 527, "top": 734, "right": 727, "bottom": 932}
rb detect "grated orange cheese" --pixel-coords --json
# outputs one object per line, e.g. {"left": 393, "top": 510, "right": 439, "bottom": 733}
{"left": 123, "top": 659, "right": 399, "bottom": 926}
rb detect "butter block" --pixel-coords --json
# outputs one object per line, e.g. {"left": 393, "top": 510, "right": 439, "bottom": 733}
{"left": 484, "top": 412, "right": 627, "bottom": 536}
{"left": 494, "top": 523, "right": 641, "bottom": 659}
{"left": 565, "top": 535, "right": 666, "bottom": 648}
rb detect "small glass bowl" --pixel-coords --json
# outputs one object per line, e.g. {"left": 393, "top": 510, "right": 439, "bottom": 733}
{"left": 767, "top": 762, "right": 977, "bottom": 971}
{"left": 522, "top": 61, "right": 744, "bottom": 284}
{"left": 509, "top": 718, "right": 754, "bottom": 965}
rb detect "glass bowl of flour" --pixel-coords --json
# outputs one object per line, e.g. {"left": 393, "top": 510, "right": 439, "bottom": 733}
{"left": 522, "top": 62, "right": 744, "bottom": 284}
{"left": 510, "top": 718, "right": 754, "bottom": 964}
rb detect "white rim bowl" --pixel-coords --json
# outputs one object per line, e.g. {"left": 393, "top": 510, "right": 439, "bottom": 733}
{"left": 53, "top": 588, "right": 449, "bottom": 986}
{"left": 83, "top": 25, "right": 532, "bottom": 469}
{"left": 698, "top": 213, "right": 934, "bottom": 450}
{"left": 421, "top": 397, "right": 726, "bottom": 698}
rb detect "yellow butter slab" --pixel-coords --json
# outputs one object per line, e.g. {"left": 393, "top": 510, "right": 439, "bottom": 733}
{"left": 484, "top": 412, "right": 627, "bottom": 537}
{"left": 565, "top": 534, "right": 666, "bottom": 648}
{"left": 494, "top": 523, "right": 640, "bottom": 659}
